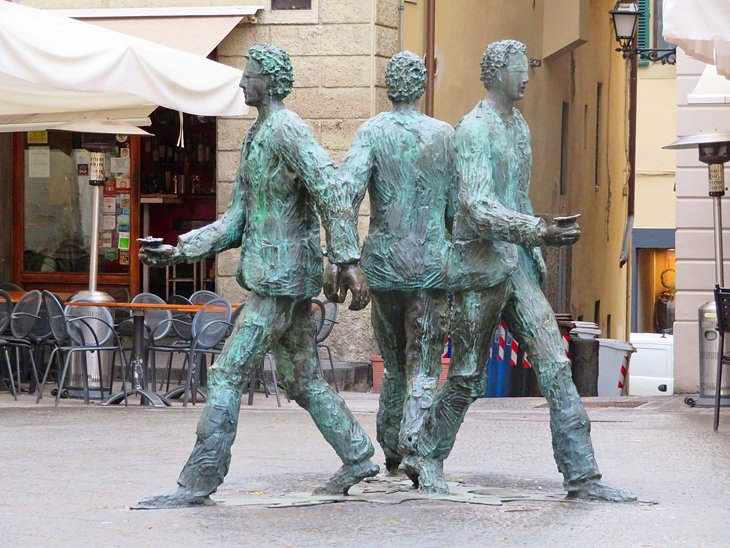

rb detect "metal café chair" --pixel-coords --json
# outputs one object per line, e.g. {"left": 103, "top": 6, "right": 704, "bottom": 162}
{"left": 46, "top": 300, "right": 129, "bottom": 405}
{"left": 189, "top": 289, "right": 220, "bottom": 305}
{"left": 0, "top": 290, "right": 43, "bottom": 398}
{"left": 154, "top": 294, "right": 194, "bottom": 393}
{"left": 713, "top": 284, "right": 730, "bottom": 430}
{"left": 0, "top": 282, "right": 24, "bottom": 291}
{"left": 312, "top": 298, "right": 339, "bottom": 392}
{"left": 130, "top": 292, "right": 172, "bottom": 389}
{"left": 0, "top": 289, "right": 18, "bottom": 398}
{"left": 163, "top": 296, "right": 232, "bottom": 406}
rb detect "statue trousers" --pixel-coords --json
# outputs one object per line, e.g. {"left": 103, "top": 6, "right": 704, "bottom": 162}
{"left": 371, "top": 289, "right": 449, "bottom": 466}
{"left": 177, "top": 293, "right": 375, "bottom": 496}
{"left": 416, "top": 266, "right": 602, "bottom": 490}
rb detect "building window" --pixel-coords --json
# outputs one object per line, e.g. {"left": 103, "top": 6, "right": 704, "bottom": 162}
{"left": 594, "top": 300, "right": 601, "bottom": 326}
{"left": 560, "top": 101, "right": 570, "bottom": 196}
{"left": 272, "top": 0, "right": 312, "bottom": 9}
{"left": 21, "top": 132, "right": 132, "bottom": 275}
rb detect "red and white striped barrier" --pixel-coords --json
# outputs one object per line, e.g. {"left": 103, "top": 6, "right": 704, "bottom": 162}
{"left": 497, "top": 320, "right": 571, "bottom": 370}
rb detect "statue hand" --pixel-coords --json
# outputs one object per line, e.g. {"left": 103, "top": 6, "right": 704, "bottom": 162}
{"left": 543, "top": 221, "right": 581, "bottom": 247}
{"left": 336, "top": 263, "right": 370, "bottom": 311}
{"left": 138, "top": 244, "right": 181, "bottom": 267}
{"left": 323, "top": 262, "right": 341, "bottom": 302}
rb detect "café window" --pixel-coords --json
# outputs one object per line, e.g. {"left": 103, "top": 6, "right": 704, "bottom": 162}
{"left": 22, "top": 131, "right": 132, "bottom": 275}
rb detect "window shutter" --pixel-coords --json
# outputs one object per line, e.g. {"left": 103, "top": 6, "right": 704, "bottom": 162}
{"left": 638, "top": 0, "right": 650, "bottom": 65}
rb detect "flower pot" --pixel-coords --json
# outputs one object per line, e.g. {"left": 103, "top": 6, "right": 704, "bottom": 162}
{"left": 370, "top": 355, "right": 451, "bottom": 394}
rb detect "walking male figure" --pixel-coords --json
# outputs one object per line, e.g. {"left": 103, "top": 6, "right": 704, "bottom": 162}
{"left": 328, "top": 51, "right": 454, "bottom": 493}
{"left": 413, "top": 40, "right": 635, "bottom": 501}
{"left": 138, "top": 45, "right": 378, "bottom": 508}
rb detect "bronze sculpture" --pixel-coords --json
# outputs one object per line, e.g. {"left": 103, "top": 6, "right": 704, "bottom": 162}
{"left": 329, "top": 51, "right": 454, "bottom": 493}
{"left": 137, "top": 45, "right": 378, "bottom": 508}
{"left": 411, "top": 40, "right": 636, "bottom": 502}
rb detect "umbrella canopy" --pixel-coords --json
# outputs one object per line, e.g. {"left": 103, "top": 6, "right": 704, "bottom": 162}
{"left": 663, "top": 0, "right": 730, "bottom": 79}
{"left": 0, "top": 2, "right": 248, "bottom": 133}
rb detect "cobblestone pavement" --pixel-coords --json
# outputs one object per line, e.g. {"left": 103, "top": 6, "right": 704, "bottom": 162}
{"left": 1, "top": 392, "right": 728, "bottom": 546}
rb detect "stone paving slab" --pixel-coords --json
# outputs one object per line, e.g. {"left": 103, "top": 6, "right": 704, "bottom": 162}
{"left": 1, "top": 392, "right": 729, "bottom": 546}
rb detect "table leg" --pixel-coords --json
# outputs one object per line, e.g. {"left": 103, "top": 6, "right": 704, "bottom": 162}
{"left": 102, "top": 310, "right": 170, "bottom": 407}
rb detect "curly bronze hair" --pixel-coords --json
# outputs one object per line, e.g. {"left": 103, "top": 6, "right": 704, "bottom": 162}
{"left": 480, "top": 40, "right": 527, "bottom": 88}
{"left": 385, "top": 51, "right": 426, "bottom": 104}
{"left": 245, "top": 44, "right": 294, "bottom": 100}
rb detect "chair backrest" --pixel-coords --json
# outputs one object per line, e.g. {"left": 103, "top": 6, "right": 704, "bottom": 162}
{"left": 108, "top": 287, "right": 131, "bottom": 303}
{"left": 168, "top": 294, "right": 193, "bottom": 340}
{"left": 715, "top": 284, "right": 730, "bottom": 334}
{"left": 311, "top": 298, "right": 325, "bottom": 337}
{"left": 10, "top": 289, "right": 42, "bottom": 339}
{"left": 315, "top": 299, "right": 338, "bottom": 344}
{"left": 0, "top": 289, "right": 12, "bottom": 334}
{"left": 227, "top": 302, "right": 246, "bottom": 336}
{"left": 42, "top": 291, "right": 68, "bottom": 344}
{"left": 192, "top": 297, "right": 231, "bottom": 349}
{"left": 0, "top": 282, "right": 23, "bottom": 291}
{"left": 28, "top": 298, "right": 52, "bottom": 342}
{"left": 190, "top": 290, "right": 220, "bottom": 305}
{"left": 132, "top": 292, "right": 171, "bottom": 342}
{"left": 64, "top": 304, "right": 115, "bottom": 347}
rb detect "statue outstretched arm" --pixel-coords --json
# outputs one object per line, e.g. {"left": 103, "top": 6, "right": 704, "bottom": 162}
{"left": 455, "top": 121, "right": 545, "bottom": 248}
{"left": 140, "top": 165, "right": 247, "bottom": 267}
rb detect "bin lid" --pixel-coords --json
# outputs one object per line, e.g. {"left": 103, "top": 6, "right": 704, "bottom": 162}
{"left": 597, "top": 338, "right": 636, "bottom": 352}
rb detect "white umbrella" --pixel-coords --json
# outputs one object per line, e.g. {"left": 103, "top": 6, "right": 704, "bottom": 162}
{"left": 663, "top": 0, "right": 730, "bottom": 79}
{"left": 0, "top": 2, "right": 247, "bottom": 133}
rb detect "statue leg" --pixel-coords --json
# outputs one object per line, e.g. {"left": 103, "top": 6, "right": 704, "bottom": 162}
{"left": 138, "top": 294, "right": 296, "bottom": 509}
{"left": 273, "top": 299, "right": 378, "bottom": 495}
{"left": 371, "top": 291, "right": 408, "bottom": 472}
{"left": 407, "top": 284, "right": 507, "bottom": 494}
{"left": 397, "top": 290, "right": 449, "bottom": 493}
{"left": 505, "top": 269, "right": 636, "bottom": 502}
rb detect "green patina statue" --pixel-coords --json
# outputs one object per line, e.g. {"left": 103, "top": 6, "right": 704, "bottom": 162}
{"left": 137, "top": 45, "right": 379, "bottom": 509}
{"left": 328, "top": 51, "right": 454, "bottom": 493}
{"left": 410, "top": 40, "right": 636, "bottom": 502}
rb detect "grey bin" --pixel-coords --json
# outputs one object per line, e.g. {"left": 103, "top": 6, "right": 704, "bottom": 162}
{"left": 695, "top": 300, "right": 730, "bottom": 407}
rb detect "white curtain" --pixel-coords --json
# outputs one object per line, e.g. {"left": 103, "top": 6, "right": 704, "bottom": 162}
{"left": 663, "top": 0, "right": 730, "bottom": 79}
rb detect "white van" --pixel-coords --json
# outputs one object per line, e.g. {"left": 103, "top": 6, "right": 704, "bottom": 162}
{"left": 628, "top": 333, "right": 674, "bottom": 396}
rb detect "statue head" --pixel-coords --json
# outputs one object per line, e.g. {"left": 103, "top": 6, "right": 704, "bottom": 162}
{"left": 385, "top": 51, "right": 427, "bottom": 105}
{"left": 241, "top": 44, "right": 294, "bottom": 104}
{"left": 480, "top": 39, "right": 528, "bottom": 91}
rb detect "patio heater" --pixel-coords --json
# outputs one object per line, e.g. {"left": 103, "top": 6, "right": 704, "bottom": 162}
{"left": 72, "top": 139, "right": 114, "bottom": 304}
{"left": 664, "top": 133, "right": 730, "bottom": 406}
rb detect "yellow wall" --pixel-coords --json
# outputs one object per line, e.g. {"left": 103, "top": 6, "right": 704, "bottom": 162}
{"left": 406, "top": 0, "right": 630, "bottom": 337}
{"left": 635, "top": 67, "right": 677, "bottom": 229}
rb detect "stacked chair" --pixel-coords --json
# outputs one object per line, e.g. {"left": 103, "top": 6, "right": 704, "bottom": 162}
{"left": 0, "top": 290, "right": 43, "bottom": 399}
{"left": 36, "top": 291, "right": 129, "bottom": 405}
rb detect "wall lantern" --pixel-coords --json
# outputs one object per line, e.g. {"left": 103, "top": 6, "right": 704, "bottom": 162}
{"left": 609, "top": 0, "right": 676, "bottom": 64}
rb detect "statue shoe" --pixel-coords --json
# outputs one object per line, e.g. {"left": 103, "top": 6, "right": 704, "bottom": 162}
{"left": 312, "top": 458, "right": 380, "bottom": 496}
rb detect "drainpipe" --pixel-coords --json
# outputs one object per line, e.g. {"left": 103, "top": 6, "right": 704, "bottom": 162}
{"left": 619, "top": 54, "right": 637, "bottom": 340}
{"left": 619, "top": 53, "right": 637, "bottom": 268}
{"left": 425, "top": 0, "right": 436, "bottom": 117}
